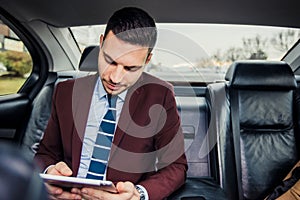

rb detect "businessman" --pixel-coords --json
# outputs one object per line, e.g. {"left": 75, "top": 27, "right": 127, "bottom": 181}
{"left": 35, "top": 7, "right": 187, "bottom": 200}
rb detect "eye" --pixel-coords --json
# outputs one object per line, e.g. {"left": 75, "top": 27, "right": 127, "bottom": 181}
{"left": 110, "top": 61, "right": 117, "bottom": 66}
{"left": 104, "top": 56, "right": 117, "bottom": 66}
{"left": 124, "top": 66, "right": 140, "bottom": 72}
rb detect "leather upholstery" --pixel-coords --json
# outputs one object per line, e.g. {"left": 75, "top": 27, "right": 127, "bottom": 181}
{"left": 168, "top": 178, "right": 228, "bottom": 200}
{"left": 225, "top": 60, "right": 296, "bottom": 89}
{"left": 78, "top": 45, "right": 99, "bottom": 71}
{"left": 208, "top": 60, "right": 299, "bottom": 200}
{"left": 226, "top": 61, "right": 299, "bottom": 199}
{"left": 206, "top": 82, "right": 236, "bottom": 200}
{"left": 238, "top": 90, "right": 297, "bottom": 199}
{"left": 294, "top": 86, "right": 300, "bottom": 156}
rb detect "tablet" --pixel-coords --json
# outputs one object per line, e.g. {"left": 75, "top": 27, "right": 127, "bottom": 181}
{"left": 40, "top": 174, "right": 117, "bottom": 193}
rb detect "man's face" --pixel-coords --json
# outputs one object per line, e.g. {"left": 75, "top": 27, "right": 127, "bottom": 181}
{"left": 98, "top": 31, "right": 152, "bottom": 95}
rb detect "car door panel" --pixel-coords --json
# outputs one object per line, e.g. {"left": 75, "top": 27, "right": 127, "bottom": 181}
{"left": 0, "top": 94, "right": 31, "bottom": 142}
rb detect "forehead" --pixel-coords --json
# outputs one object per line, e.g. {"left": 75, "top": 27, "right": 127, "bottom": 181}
{"left": 102, "top": 31, "right": 149, "bottom": 64}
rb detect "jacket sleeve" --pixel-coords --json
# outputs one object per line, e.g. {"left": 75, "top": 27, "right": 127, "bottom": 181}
{"left": 34, "top": 82, "right": 64, "bottom": 172}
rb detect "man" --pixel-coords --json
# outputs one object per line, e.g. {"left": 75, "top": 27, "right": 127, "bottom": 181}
{"left": 35, "top": 7, "right": 187, "bottom": 200}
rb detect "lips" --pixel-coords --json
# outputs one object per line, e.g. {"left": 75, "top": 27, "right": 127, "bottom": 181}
{"left": 107, "top": 83, "right": 120, "bottom": 90}
{"left": 105, "top": 81, "right": 121, "bottom": 91}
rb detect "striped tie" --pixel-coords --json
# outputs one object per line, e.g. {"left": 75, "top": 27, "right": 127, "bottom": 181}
{"left": 86, "top": 94, "right": 117, "bottom": 180}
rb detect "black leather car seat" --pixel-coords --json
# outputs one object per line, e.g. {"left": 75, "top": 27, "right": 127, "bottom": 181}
{"left": 78, "top": 45, "right": 99, "bottom": 72}
{"left": 219, "top": 60, "right": 299, "bottom": 199}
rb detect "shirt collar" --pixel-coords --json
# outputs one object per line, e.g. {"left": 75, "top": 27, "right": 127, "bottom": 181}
{"left": 118, "top": 89, "right": 127, "bottom": 101}
{"left": 96, "top": 77, "right": 127, "bottom": 102}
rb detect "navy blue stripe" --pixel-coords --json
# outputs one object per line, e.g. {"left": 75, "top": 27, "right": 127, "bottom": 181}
{"left": 92, "top": 147, "right": 110, "bottom": 161}
{"left": 99, "top": 120, "right": 115, "bottom": 134}
{"left": 89, "top": 160, "right": 106, "bottom": 174}
{"left": 103, "top": 110, "right": 116, "bottom": 121}
{"left": 95, "top": 133, "right": 113, "bottom": 147}
{"left": 86, "top": 173, "right": 103, "bottom": 180}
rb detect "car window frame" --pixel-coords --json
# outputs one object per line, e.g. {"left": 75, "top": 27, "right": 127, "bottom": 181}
{"left": 0, "top": 7, "right": 49, "bottom": 100}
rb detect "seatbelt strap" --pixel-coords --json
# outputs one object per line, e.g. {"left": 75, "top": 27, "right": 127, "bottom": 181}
{"left": 229, "top": 88, "right": 243, "bottom": 200}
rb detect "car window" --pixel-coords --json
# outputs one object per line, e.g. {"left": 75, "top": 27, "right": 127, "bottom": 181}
{"left": 0, "top": 20, "right": 32, "bottom": 95}
{"left": 71, "top": 24, "right": 300, "bottom": 83}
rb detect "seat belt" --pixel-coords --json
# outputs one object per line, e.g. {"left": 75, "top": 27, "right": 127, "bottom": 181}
{"left": 229, "top": 87, "right": 243, "bottom": 200}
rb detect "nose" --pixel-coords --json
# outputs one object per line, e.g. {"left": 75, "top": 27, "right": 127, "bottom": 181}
{"left": 110, "top": 65, "right": 124, "bottom": 84}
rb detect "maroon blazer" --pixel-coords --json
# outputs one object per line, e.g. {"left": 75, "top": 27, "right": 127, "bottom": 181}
{"left": 35, "top": 73, "right": 187, "bottom": 200}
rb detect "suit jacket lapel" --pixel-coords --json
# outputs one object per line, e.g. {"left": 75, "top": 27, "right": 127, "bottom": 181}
{"left": 71, "top": 74, "right": 98, "bottom": 174}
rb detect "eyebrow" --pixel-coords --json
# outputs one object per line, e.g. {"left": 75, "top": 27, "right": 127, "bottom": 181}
{"left": 103, "top": 51, "right": 144, "bottom": 70}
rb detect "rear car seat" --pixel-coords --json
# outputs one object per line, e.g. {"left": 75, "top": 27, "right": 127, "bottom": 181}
{"left": 21, "top": 72, "right": 57, "bottom": 159}
{"left": 207, "top": 60, "right": 299, "bottom": 200}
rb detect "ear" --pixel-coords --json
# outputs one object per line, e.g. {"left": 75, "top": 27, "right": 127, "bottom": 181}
{"left": 100, "top": 34, "right": 104, "bottom": 47}
{"left": 145, "top": 53, "right": 152, "bottom": 65}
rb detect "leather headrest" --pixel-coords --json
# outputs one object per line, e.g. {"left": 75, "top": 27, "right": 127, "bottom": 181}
{"left": 78, "top": 45, "right": 99, "bottom": 71}
{"left": 225, "top": 60, "right": 296, "bottom": 90}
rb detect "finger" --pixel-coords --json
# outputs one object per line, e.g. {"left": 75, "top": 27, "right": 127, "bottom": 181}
{"left": 54, "top": 162, "right": 73, "bottom": 176}
{"left": 81, "top": 187, "right": 109, "bottom": 200}
{"left": 116, "top": 181, "right": 135, "bottom": 193}
{"left": 45, "top": 183, "right": 83, "bottom": 200}
{"left": 116, "top": 182, "right": 139, "bottom": 199}
{"left": 53, "top": 190, "right": 82, "bottom": 200}
{"left": 71, "top": 187, "right": 81, "bottom": 194}
{"left": 47, "top": 162, "right": 72, "bottom": 176}
{"left": 116, "top": 182, "right": 125, "bottom": 192}
{"left": 45, "top": 183, "right": 63, "bottom": 195}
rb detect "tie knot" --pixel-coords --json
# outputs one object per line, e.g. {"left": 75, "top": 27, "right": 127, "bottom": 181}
{"left": 107, "top": 94, "right": 117, "bottom": 108}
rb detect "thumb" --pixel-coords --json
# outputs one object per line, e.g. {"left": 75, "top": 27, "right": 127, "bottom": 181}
{"left": 116, "top": 182, "right": 140, "bottom": 199}
{"left": 50, "top": 161, "right": 73, "bottom": 176}
{"left": 116, "top": 182, "right": 126, "bottom": 192}
{"left": 116, "top": 181, "right": 134, "bottom": 193}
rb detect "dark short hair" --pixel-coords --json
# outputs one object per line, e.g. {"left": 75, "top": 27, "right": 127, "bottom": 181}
{"left": 103, "top": 7, "right": 157, "bottom": 53}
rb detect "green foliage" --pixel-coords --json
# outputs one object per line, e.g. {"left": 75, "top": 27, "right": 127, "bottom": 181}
{"left": 0, "top": 50, "right": 32, "bottom": 77}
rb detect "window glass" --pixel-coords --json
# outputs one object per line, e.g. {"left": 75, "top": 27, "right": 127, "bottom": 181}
{"left": 71, "top": 24, "right": 300, "bottom": 83}
{"left": 0, "top": 20, "right": 32, "bottom": 95}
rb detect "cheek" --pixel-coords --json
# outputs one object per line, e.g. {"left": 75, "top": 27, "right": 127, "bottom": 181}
{"left": 125, "top": 71, "right": 143, "bottom": 85}
{"left": 98, "top": 61, "right": 110, "bottom": 77}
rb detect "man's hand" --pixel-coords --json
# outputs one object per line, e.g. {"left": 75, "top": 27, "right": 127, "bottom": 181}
{"left": 73, "top": 181, "right": 140, "bottom": 200}
{"left": 45, "top": 161, "right": 81, "bottom": 200}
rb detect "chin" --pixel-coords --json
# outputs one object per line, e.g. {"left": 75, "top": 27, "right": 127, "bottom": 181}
{"left": 108, "top": 89, "right": 122, "bottom": 95}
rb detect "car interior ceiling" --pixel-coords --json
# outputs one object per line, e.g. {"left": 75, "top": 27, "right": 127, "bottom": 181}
{"left": 0, "top": 1, "right": 300, "bottom": 199}
{"left": 1, "top": 0, "right": 300, "bottom": 28}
